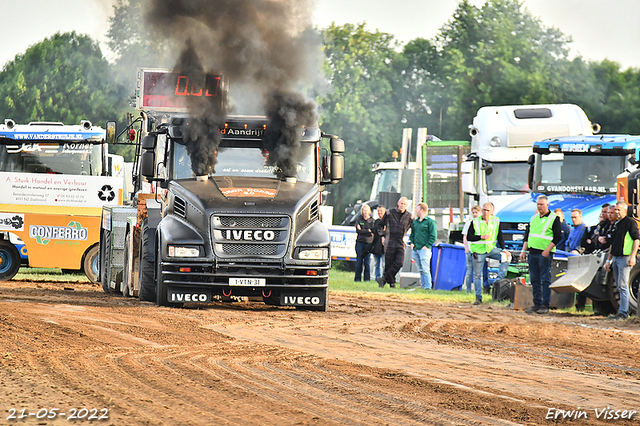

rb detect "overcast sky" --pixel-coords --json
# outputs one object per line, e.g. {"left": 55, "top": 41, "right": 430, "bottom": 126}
{"left": 1, "top": 0, "right": 639, "bottom": 70}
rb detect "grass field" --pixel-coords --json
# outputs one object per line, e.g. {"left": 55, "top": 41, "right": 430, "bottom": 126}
{"left": 14, "top": 267, "right": 90, "bottom": 282}
{"left": 327, "top": 268, "right": 502, "bottom": 304}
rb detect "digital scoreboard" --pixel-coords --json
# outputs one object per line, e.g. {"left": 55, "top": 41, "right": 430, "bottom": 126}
{"left": 136, "top": 68, "right": 228, "bottom": 112}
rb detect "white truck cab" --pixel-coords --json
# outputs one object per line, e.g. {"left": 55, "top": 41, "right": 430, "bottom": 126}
{"left": 461, "top": 104, "right": 598, "bottom": 213}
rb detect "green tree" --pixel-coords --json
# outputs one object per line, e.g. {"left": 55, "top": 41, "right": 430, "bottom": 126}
{"left": 564, "top": 59, "right": 640, "bottom": 134}
{"left": 318, "top": 23, "right": 404, "bottom": 222}
{"left": 107, "top": 0, "right": 175, "bottom": 90}
{"left": 400, "top": 0, "right": 573, "bottom": 140}
{"left": 0, "top": 32, "right": 125, "bottom": 126}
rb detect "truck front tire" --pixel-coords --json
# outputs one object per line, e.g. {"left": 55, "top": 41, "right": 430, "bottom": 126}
{"left": 138, "top": 219, "right": 156, "bottom": 303}
{"left": 121, "top": 231, "right": 133, "bottom": 297}
{"left": 100, "top": 229, "right": 112, "bottom": 293}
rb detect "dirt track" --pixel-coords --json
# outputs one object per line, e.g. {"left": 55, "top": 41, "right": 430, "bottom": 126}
{"left": 1, "top": 280, "right": 639, "bottom": 425}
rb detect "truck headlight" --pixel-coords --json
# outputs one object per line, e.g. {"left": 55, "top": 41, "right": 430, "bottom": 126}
{"left": 168, "top": 245, "right": 201, "bottom": 258}
{"left": 298, "top": 248, "right": 328, "bottom": 260}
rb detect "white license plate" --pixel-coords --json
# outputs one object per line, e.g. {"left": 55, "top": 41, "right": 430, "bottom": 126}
{"left": 229, "top": 278, "right": 266, "bottom": 287}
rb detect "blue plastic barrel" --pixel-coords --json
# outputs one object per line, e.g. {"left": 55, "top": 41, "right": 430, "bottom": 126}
{"left": 430, "top": 243, "right": 467, "bottom": 291}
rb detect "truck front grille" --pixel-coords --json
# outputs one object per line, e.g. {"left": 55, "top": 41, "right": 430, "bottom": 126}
{"left": 221, "top": 244, "right": 278, "bottom": 256}
{"left": 219, "top": 216, "right": 282, "bottom": 228}
{"left": 211, "top": 214, "right": 290, "bottom": 260}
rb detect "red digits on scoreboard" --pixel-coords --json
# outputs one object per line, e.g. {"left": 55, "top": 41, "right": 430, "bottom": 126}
{"left": 175, "top": 76, "right": 219, "bottom": 97}
{"left": 205, "top": 77, "right": 220, "bottom": 97}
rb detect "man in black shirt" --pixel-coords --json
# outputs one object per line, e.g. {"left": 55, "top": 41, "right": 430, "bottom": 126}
{"left": 604, "top": 200, "right": 639, "bottom": 320}
{"left": 376, "top": 197, "right": 413, "bottom": 288}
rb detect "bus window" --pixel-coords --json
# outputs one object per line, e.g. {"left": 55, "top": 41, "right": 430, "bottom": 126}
{"left": 0, "top": 142, "right": 104, "bottom": 176}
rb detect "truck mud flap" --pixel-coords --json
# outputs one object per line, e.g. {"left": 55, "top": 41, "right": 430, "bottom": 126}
{"left": 549, "top": 254, "right": 603, "bottom": 294}
{"left": 280, "top": 290, "right": 326, "bottom": 308}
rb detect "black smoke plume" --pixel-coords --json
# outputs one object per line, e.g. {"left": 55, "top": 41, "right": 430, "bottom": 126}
{"left": 145, "top": 0, "right": 323, "bottom": 177}
{"left": 174, "top": 40, "right": 224, "bottom": 176}
{"left": 262, "top": 91, "right": 319, "bottom": 176}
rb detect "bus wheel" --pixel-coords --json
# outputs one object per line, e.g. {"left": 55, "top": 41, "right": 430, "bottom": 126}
{"left": 82, "top": 245, "right": 100, "bottom": 283}
{"left": 138, "top": 219, "right": 156, "bottom": 303}
{"left": 0, "top": 241, "right": 20, "bottom": 280}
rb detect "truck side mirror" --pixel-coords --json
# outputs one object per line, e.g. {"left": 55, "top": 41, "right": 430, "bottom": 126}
{"left": 528, "top": 165, "right": 534, "bottom": 191}
{"left": 527, "top": 154, "right": 536, "bottom": 191}
{"left": 140, "top": 151, "right": 155, "bottom": 179}
{"left": 330, "top": 153, "right": 344, "bottom": 183}
{"left": 169, "top": 124, "right": 186, "bottom": 143}
{"left": 481, "top": 160, "right": 493, "bottom": 176}
{"left": 106, "top": 121, "right": 116, "bottom": 145}
{"left": 460, "top": 160, "right": 476, "bottom": 195}
{"left": 141, "top": 135, "right": 157, "bottom": 150}
{"left": 330, "top": 138, "right": 345, "bottom": 154}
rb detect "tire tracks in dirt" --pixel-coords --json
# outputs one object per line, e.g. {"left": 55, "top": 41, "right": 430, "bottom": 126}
{"left": 1, "top": 284, "right": 638, "bottom": 425}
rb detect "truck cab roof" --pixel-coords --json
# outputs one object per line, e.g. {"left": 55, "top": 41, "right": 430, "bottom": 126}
{"left": 534, "top": 134, "right": 640, "bottom": 155}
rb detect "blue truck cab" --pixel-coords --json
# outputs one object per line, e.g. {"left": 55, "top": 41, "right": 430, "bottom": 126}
{"left": 497, "top": 135, "right": 640, "bottom": 249}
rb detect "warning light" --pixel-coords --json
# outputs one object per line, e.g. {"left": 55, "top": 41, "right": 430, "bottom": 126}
{"left": 392, "top": 150, "right": 399, "bottom": 160}
{"left": 128, "top": 129, "right": 136, "bottom": 141}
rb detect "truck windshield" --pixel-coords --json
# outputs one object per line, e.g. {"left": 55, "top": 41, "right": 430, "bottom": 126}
{"left": 538, "top": 154, "right": 623, "bottom": 194}
{"left": 486, "top": 162, "right": 529, "bottom": 194}
{"left": 172, "top": 140, "right": 316, "bottom": 182}
{"left": 0, "top": 141, "right": 103, "bottom": 175}
{"left": 374, "top": 169, "right": 400, "bottom": 196}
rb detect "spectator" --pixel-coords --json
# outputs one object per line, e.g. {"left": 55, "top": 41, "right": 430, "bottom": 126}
{"left": 409, "top": 203, "right": 438, "bottom": 290}
{"left": 462, "top": 205, "right": 482, "bottom": 293}
{"left": 519, "top": 195, "right": 562, "bottom": 314}
{"left": 596, "top": 205, "right": 618, "bottom": 249}
{"left": 604, "top": 200, "right": 639, "bottom": 320}
{"left": 371, "top": 206, "right": 387, "bottom": 280}
{"left": 566, "top": 209, "right": 587, "bottom": 254}
{"left": 582, "top": 204, "right": 610, "bottom": 254}
{"left": 466, "top": 202, "right": 511, "bottom": 305}
{"left": 354, "top": 204, "right": 375, "bottom": 282}
{"left": 554, "top": 208, "right": 571, "bottom": 251}
{"left": 577, "top": 204, "right": 611, "bottom": 313}
{"left": 376, "top": 197, "right": 413, "bottom": 288}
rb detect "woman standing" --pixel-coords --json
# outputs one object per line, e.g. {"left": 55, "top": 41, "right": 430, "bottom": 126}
{"left": 354, "top": 204, "right": 375, "bottom": 282}
{"left": 371, "top": 205, "right": 386, "bottom": 280}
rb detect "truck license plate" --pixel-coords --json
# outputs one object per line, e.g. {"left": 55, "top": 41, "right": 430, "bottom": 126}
{"left": 229, "top": 278, "right": 266, "bottom": 286}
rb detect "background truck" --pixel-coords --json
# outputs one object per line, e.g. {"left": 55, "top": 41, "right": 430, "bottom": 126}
{"left": 461, "top": 104, "right": 598, "bottom": 214}
{"left": 332, "top": 128, "right": 468, "bottom": 262}
{"left": 0, "top": 119, "right": 125, "bottom": 281}
{"left": 100, "top": 68, "right": 345, "bottom": 311}
{"left": 498, "top": 134, "right": 640, "bottom": 314}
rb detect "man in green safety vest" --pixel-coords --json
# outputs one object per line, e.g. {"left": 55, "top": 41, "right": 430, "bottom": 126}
{"left": 518, "top": 195, "right": 562, "bottom": 314}
{"left": 465, "top": 202, "right": 511, "bottom": 305}
{"left": 604, "top": 200, "right": 639, "bottom": 320}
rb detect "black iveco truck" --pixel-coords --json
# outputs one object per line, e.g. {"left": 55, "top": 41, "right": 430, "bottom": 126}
{"left": 100, "top": 69, "right": 344, "bottom": 311}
